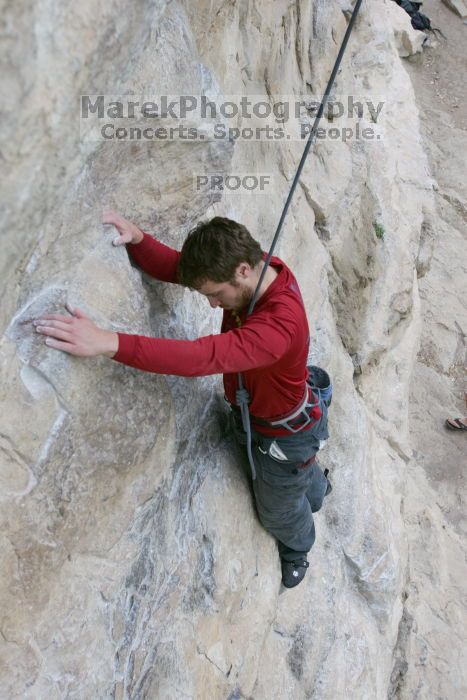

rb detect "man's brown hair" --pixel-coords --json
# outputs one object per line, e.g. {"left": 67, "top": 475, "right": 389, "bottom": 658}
{"left": 177, "top": 217, "right": 263, "bottom": 288}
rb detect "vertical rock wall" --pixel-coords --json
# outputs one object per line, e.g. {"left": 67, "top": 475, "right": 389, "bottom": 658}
{"left": 0, "top": 1, "right": 446, "bottom": 698}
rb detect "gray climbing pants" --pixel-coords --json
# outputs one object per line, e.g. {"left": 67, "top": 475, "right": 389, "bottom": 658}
{"left": 231, "top": 398, "right": 330, "bottom": 562}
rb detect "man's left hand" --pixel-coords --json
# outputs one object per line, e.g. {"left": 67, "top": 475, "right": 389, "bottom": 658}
{"left": 33, "top": 303, "right": 119, "bottom": 358}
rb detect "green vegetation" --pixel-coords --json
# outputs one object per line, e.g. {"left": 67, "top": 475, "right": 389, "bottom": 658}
{"left": 373, "top": 221, "right": 385, "bottom": 239}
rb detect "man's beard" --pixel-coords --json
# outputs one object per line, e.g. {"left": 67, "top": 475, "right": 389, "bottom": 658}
{"left": 223, "top": 280, "right": 253, "bottom": 311}
{"left": 230, "top": 280, "right": 254, "bottom": 311}
{"left": 236, "top": 284, "right": 254, "bottom": 310}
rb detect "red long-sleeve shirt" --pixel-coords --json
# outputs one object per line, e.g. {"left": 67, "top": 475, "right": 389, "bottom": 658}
{"left": 112, "top": 232, "right": 320, "bottom": 436}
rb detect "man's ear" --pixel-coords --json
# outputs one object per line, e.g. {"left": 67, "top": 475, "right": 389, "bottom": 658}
{"left": 236, "top": 262, "right": 250, "bottom": 279}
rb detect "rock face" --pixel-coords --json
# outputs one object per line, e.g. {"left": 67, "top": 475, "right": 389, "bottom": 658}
{"left": 441, "top": 0, "right": 467, "bottom": 19}
{"left": 387, "top": 2, "right": 426, "bottom": 57}
{"left": 0, "top": 1, "right": 465, "bottom": 698}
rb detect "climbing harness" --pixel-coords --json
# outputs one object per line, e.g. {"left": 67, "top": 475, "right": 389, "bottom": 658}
{"left": 235, "top": 0, "right": 364, "bottom": 480}
{"left": 237, "top": 366, "right": 332, "bottom": 433}
{"left": 255, "top": 385, "right": 320, "bottom": 435}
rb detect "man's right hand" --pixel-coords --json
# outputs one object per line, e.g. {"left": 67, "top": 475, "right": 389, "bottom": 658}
{"left": 103, "top": 207, "right": 144, "bottom": 246}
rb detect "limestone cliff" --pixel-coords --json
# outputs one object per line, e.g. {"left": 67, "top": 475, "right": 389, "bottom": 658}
{"left": 1, "top": 0, "right": 465, "bottom": 698}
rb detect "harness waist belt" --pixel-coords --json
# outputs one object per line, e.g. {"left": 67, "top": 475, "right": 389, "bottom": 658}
{"left": 230, "top": 383, "right": 320, "bottom": 434}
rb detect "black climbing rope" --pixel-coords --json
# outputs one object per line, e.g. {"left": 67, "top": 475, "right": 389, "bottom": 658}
{"left": 236, "top": 0, "right": 364, "bottom": 480}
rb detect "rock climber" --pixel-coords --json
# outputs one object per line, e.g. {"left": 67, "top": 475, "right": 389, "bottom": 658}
{"left": 32, "top": 210, "right": 332, "bottom": 589}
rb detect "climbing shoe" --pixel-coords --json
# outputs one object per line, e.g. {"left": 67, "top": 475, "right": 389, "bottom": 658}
{"left": 281, "top": 558, "right": 310, "bottom": 588}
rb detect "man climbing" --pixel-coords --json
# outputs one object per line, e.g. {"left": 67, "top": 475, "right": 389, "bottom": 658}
{"left": 33, "top": 210, "right": 331, "bottom": 589}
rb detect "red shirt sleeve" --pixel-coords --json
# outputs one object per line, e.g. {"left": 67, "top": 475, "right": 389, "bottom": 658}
{"left": 127, "top": 231, "right": 181, "bottom": 283}
{"left": 112, "top": 305, "right": 297, "bottom": 376}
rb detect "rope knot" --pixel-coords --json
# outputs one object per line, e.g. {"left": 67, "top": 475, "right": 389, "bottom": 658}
{"left": 236, "top": 388, "right": 250, "bottom": 406}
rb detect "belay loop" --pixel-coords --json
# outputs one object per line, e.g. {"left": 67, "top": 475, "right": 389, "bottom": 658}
{"left": 236, "top": 0, "right": 364, "bottom": 480}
